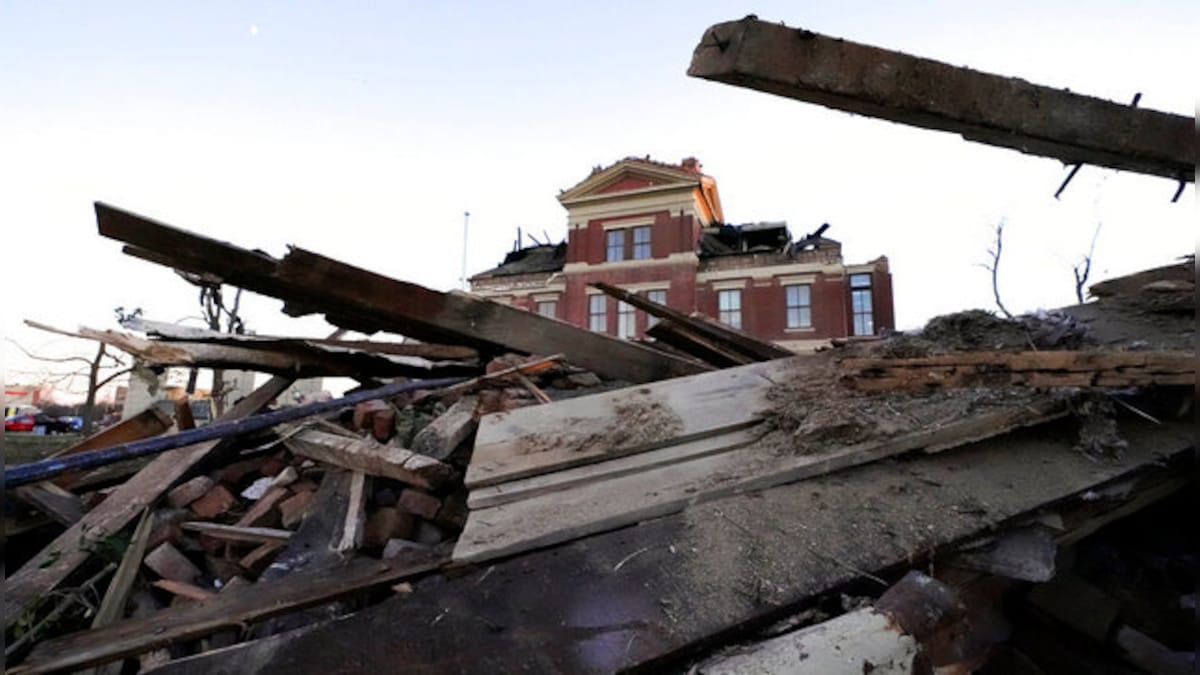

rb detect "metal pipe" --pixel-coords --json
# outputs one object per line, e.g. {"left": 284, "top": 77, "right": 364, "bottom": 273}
{"left": 4, "top": 376, "right": 468, "bottom": 488}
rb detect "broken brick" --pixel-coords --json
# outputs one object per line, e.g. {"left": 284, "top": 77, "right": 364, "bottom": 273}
{"left": 166, "top": 476, "right": 215, "bottom": 509}
{"left": 190, "top": 484, "right": 237, "bottom": 518}
{"left": 353, "top": 399, "right": 391, "bottom": 432}
{"left": 144, "top": 542, "right": 203, "bottom": 583}
{"left": 397, "top": 489, "right": 442, "bottom": 520}
{"left": 279, "top": 490, "right": 316, "bottom": 529}
{"left": 363, "top": 507, "right": 416, "bottom": 548}
{"left": 371, "top": 406, "right": 396, "bottom": 443}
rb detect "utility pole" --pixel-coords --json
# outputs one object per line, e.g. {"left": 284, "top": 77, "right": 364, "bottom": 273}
{"left": 461, "top": 211, "right": 470, "bottom": 290}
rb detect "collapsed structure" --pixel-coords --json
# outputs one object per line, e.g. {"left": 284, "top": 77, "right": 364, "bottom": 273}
{"left": 470, "top": 156, "right": 894, "bottom": 351}
{"left": 4, "top": 17, "right": 1195, "bottom": 675}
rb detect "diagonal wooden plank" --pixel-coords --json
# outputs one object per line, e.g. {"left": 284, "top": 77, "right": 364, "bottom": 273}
{"left": 688, "top": 18, "right": 1193, "bottom": 181}
{"left": 10, "top": 552, "right": 443, "bottom": 675}
{"left": 593, "top": 281, "right": 793, "bottom": 361}
{"left": 95, "top": 202, "right": 705, "bottom": 383}
{"left": 455, "top": 398, "right": 1068, "bottom": 563}
{"left": 3, "top": 376, "right": 293, "bottom": 630}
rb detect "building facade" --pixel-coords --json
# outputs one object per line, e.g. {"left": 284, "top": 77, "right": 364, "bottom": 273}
{"left": 470, "top": 157, "right": 894, "bottom": 352}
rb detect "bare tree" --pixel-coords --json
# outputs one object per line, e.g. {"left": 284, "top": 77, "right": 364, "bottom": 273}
{"left": 179, "top": 273, "right": 247, "bottom": 416}
{"left": 8, "top": 330, "right": 130, "bottom": 434}
{"left": 1073, "top": 222, "right": 1102, "bottom": 304}
{"left": 980, "top": 220, "right": 1014, "bottom": 319}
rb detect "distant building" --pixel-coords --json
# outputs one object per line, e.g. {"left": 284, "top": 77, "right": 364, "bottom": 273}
{"left": 469, "top": 157, "right": 894, "bottom": 351}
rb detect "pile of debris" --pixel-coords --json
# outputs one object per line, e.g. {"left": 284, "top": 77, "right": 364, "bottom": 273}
{"left": 3, "top": 202, "right": 1194, "bottom": 674}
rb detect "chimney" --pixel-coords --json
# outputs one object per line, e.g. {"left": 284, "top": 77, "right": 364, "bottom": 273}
{"left": 680, "top": 157, "right": 701, "bottom": 174}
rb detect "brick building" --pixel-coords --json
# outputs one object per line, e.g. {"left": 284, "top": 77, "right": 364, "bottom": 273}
{"left": 470, "top": 157, "right": 894, "bottom": 352}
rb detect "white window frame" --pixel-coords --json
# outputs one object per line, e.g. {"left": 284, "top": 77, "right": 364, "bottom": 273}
{"left": 850, "top": 273, "right": 874, "bottom": 336}
{"left": 645, "top": 289, "right": 667, "bottom": 329}
{"left": 588, "top": 295, "right": 608, "bottom": 333}
{"left": 785, "top": 284, "right": 812, "bottom": 329}
{"left": 718, "top": 289, "right": 742, "bottom": 329}
{"left": 606, "top": 230, "right": 625, "bottom": 262}
{"left": 632, "top": 226, "right": 652, "bottom": 260}
{"left": 536, "top": 300, "right": 557, "bottom": 319}
{"left": 617, "top": 301, "right": 636, "bottom": 339}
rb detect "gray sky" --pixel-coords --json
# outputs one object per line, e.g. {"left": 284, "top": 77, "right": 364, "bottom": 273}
{"left": 3, "top": 1, "right": 1195, "bottom": 399}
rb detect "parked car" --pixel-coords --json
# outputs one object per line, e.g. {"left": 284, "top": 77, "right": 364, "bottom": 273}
{"left": 5, "top": 413, "right": 76, "bottom": 434}
{"left": 5, "top": 413, "right": 35, "bottom": 432}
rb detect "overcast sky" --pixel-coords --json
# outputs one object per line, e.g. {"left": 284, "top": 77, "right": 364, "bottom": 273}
{"left": 2, "top": 1, "right": 1195, "bottom": 398}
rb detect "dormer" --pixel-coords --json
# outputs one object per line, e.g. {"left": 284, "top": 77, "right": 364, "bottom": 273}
{"left": 558, "top": 157, "right": 724, "bottom": 265}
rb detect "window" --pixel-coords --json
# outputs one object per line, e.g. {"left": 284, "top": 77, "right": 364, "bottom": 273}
{"left": 617, "top": 301, "right": 636, "bottom": 339}
{"left": 717, "top": 289, "right": 742, "bottom": 329}
{"left": 850, "top": 273, "right": 874, "bottom": 336}
{"left": 606, "top": 230, "right": 624, "bottom": 262}
{"left": 645, "top": 289, "right": 667, "bottom": 329}
{"left": 632, "top": 226, "right": 652, "bottom": 260}
{"left": 785, "top": 284, "right": 812, "bottom": 329}
{"left": 536, "top": 301, "right": 557, "bottom": 319}
{"left": 588, "top": 295, "right": 607, "bottom": 332}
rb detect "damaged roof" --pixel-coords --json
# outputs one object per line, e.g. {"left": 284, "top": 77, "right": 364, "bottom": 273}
{"left": 469, "top": 242, "right": 566, "bottom": 280}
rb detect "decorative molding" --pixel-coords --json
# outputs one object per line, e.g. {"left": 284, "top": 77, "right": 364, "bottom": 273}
{"left": 562, "top": 251, "right": 699, "bottom": 274}
{"left": 697, "top": 261, "right": 843, "bottom": 283}
{"left": 601, "top": 216, "right": 656, "bottom": 231}
{"left": 774, "top": 338, "right": 832, "bottom": 353}
{"left": 778, "top": 274, "right": 818, "bottom": 286}
{"left": 708, "top": 279, "right": 749, "bottom": 291}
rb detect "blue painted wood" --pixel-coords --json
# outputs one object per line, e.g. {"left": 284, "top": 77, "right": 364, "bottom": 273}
{"left": 4, "top": 377, "right": 466, "bottom": 488}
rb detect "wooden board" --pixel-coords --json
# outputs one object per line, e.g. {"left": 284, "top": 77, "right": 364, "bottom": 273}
{"left": 2, "top": 376, "right": 293, "bottom": 630}
{"left": 467, "top": 426, "right": 766, "bottom": 509}
{"left": 142, "top": 419, "right": 1194, "bottom": 675}
{"left": 688, "top": 18, "right": 1193, "bottom": 181}
{"left": 465, "top": 357, "right": 797, "bottom": 488}
{"left": 455, "top": 398, "right": 1067, "bottom": 562}
{"left": 841, "top": 350, "right": 1195, "bottom": 390}
{"left": 96, "top": 202, "right": 706, "bottom": 384}
{"left": 11, "top": 552, "right": 444, "bottom": 675}
{"left": 283, "top": 426, "right": 453, "bottom": 489}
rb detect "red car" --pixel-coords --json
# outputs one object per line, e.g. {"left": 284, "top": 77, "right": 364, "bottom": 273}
{"left": 5, "top": 414, "right": 35, "bottom": 432}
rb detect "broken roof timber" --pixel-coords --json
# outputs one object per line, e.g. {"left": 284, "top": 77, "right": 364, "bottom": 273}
{"left": 688, "top": 18, "right": 1194, "bottom": 182}
{"left": 95, "top": 202, "right": 707, "bottom": 383}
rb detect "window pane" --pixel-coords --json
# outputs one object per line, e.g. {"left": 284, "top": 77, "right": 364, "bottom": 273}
{"left": 646, "top": 290, "right": 667, "bottom": 328}
{"left": 537, "top": 301, "right": 557, "bottom": 318}
{"left": 606, "top": 230, "right": 625, "bottom": 262}
{"left": 850, "top": 273, "right": 872, "bottom": 289}
{"left": 717, "top": 289, "right": 742, "bottom": 328}
{"left": 617, "top": 301, "right": 636, "bottom": 339}
{"left": 588, "top": 295, "right": 607, "bottom": 332}
{"left": 632, "top": 226, "right": 651, "bottom": 260}
{"left": 785, "top": 284, "right": 812, "bottom": 328}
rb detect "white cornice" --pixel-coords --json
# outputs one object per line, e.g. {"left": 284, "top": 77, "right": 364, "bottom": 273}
{"left": 563, "top": 251, "right": 699, "bottom": 273}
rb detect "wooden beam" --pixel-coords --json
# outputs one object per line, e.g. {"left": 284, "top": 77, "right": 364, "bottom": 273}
{"left": 593, "top": 281, "right": 793, "bottom": 361}
{"left": 3, "top": 376, "right": 293, "bottom": 631}
{"left": 840, "top": 350, "right": 1195, "bottom": 391}
{"left": 688, "top": 18, "right": 1194, "bottom": 181}
{"left": 454, "top": 398, "right": 1068, "bottom": 563}
{"left": 179, "top": 522, "right": 293, "bottom": 545}
{"left": 465, "top": 357, "right": 789, "bottom": 489}
{"left": 123, "top": 316, "right": 481, "bottom": 361}
{"left": 11, "top": 483, "right": 83, "bottom": 526}
{"left": 283, "top": 426, "right": 454, "bottom": 489}
{"left": 646, "top": 320, "right": 755, "bottom": 368}
{"left": 95, "top": 202, "right": 705, "bottom": 383}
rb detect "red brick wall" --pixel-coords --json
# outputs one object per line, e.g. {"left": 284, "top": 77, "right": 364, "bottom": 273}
{"left": 567, "top": 210, "right": 699, "bottom": 265}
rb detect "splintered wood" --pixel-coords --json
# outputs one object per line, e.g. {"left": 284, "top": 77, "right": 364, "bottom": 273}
{"left": 841, "top": 350, "right": 1194, "bottom": 391}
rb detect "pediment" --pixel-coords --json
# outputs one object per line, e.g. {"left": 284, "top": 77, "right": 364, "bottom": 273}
{"left": 559, "top": 160, "right": 700, "bottom": 203}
